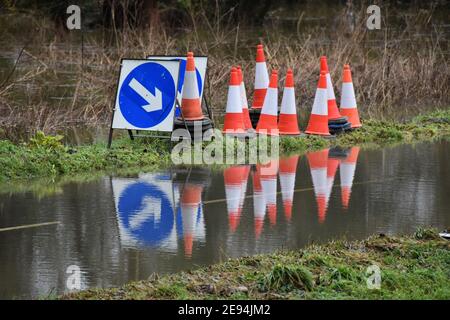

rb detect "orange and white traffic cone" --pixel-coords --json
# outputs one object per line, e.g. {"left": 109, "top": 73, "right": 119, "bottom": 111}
{"left": 180, "top": 183, "right": 203, "bottom": 257}
{"left": 340, "top": 147, "right": 360, "bottom": 209}
{"left": 278, "top": 69, "right": 301, "bottom": 135}
{"left": 279, "top": 155, "right": 299, "bottom": 222}
{"left": 252, "top": 44, "right": 270, "bottom": 109}
{"left": 252, "top": 169, "right": 266, "bottom": 239}
{"left": 180, "top": 52, "right": 204, "bottom": 120}
{"left": 307, "top": 149, "right": 329, "bottom": 223}
{"left": 223, "top": 67, "right": 246, "bottom": 135}
{"left": 224, "top": 165, "right": 246, "bottom": 232}
{"left": 325, "top": 157, "right": 340, "bottom": 209}
{"left": 237, "top": 66, "right": 253, "bottom": 131}
{"left": 256, "top": 70, "right": 279, "bottom": 136}
{"left": 339, "top": 64, "right": 361, "bottom": 128}
{"left": 305, "top": 71, "right": 330, "bottom": 136}
{"left": 258, "top": 159, "right": 279, "bottom": 226}
{"left": 320, "top": 56, "right": 342, "bottom": 120}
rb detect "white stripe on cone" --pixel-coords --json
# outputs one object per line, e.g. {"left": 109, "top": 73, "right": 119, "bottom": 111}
{"left": 340, "top": 162, "right": 356, "bottom": 188}
{"left": 240, "top": 80, "right": 249, "bottom": 110}
{"left": 325, "top": 73, "right": 337, "bottom": 101}
{"left": 280, "top": 87, "right": 296, "bottom": 114}
{"left": 254, "top": 62, "right": 269, "bottom": 89}
{"left": 310, "top": 168, "right": 328, "bottom": 197}
{"left": 226, "top": 85, "right": 243, "bottom": 113}
{"left": 182, "top": 71, "right": 200, "bottom": 99}
{"left": 311, "top": 87, "right": 328, "bottom": 115}
{"left": 261, "top": 86, "right": 278, "bottom": 116}
{"left": 340, "top": 82, "right": 357, "bottom": 109}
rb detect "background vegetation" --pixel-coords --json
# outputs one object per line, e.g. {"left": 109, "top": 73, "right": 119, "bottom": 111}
{"left": 0, "top": 0, "right": 448, "bottom": 142}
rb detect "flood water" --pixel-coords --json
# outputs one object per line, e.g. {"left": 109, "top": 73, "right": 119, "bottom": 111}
{"left": 0, "top": 140, "right": 449, "bottom": 299}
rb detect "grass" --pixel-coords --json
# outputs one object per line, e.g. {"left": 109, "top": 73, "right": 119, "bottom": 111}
{"left": 62, "top": 228, "right": 450, "bottom": 300}
{"left": 0, "top": 109, "right": 448, "bottom": 186}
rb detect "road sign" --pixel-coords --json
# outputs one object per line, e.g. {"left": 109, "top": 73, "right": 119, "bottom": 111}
{"left": 147, "top": 56, "right": 207, "bottom": 116}
{"left": 112, "top": 59, "right": 180, "bottom": 131}
{"left": 112, "top": 174, "right": 177, "bottom": 248}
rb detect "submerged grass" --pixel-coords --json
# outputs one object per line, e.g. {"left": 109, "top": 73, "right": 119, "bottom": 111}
{"left": 0, "top": 109, "right": 449, "bottom": 185}
{"left": 62, "top": 228, "right": 450, "bottom": 300}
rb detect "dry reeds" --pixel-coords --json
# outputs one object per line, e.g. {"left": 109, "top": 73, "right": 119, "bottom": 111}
{"left": 0, "top": 4, "right": 448, "bottom": 141}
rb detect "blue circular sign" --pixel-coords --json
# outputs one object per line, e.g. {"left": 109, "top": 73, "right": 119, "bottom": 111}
{"left": 119, "top": 62, "right": 176, "bottom": 128}
{"left": 118, "top": 182, "right": 174, "bottom": 246}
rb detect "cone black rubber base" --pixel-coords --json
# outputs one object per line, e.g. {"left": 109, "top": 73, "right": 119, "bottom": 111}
{"left": 328, "top": 116, "right": 349, "bottom": 125}
{"left": 172, "top": 117, "right": 214, "bottom": 142}
{"left": 329, "top": 122, "right": 352, "bottom": 135}
{"left": 329, "top": 146, "right": 350, "bottom": 159}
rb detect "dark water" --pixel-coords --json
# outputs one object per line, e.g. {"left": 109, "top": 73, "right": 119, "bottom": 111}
{"left": 0, "top": 140, "right": 449, "bottom": 299}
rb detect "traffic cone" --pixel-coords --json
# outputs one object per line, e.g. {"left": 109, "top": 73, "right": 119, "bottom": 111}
{"left": 279, "top": 155, "right": 299, "bottom": 222}
{"left": 320, "top": 56, "right": 342, "bottom": 120}
{"left": 180, "top": 52, "right": 204, "bottom": 120}
{"left": 180, "top": 183, "right": 203, "bottom": 257}
{"left": 237, "top": 66, "right": 253, "bottom": 131}
{"left": 340, "top": 64, "right": 362, "bottom": 128}
{"left": 258, "top": 159, "right": 279, "bottom": 226}
{"left": 305, "top": 71, "right": 330, "bottom": 136}
{"left": 307, "top": 149, "right": 329, "bottom": 223}
{"left": 325, "top": 157, "right": 340, "bottom": 209}
{"left": 252, "top": 44, "right": 270, "bottom": 109}
{"left": 223, "top": 67, "right": 246, "bottom": 134}
{"left": 278, "top": 69, "right": 301, "bottom": 135}
{"left": 252, "top": 169, "right": 266, "bottom": 239}
{"left": 256, "top": 70, "right": 279, "bottom": 136}
{"left": 224, "top": 165, "right": 246, "bottom": 232}
{"left": 340, "top": 147, "right": 360, "bottom": 209}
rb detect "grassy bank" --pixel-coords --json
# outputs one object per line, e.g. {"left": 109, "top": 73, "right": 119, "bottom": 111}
{"left": 63, "top": 228, "right": 450, "bottom": 300}
{"left": 0, "top": 109, "right": 449, "bottom": 184}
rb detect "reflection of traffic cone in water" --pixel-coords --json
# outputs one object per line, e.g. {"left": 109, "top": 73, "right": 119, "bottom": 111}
{"left": 224, "top": 166, "right": 246, "bottom": 232}
{"left": 340, "top": 147, "right": 360, "bottom": 209}
{"left": 339, "top": 64, "right": 362, "bottom": 128}
{"left": 325, "top": 157, "right": 340, "bottom": 209}
{"left": 258, "top": 160, "right": 279, "bottom": 226}
{"left": 256, "top": 70, "right": 279, "bottom": 135}
{"left": 223, "top": 67, "right": 246, "bottom": 134}
{"left": 305, "top": 71, "right": 330, "bottom": 136}
{"left": 239, "top": 165, "right": 251, "bottom": 211}
{"left": 279, "top": 155, "right": 299, "bottom": 222}
{"left": 252, "top": 170, "right": 266, "bottom": 239}
{"left": 252, "top": 44, "right": 270, "bottom": 109}
{"left": 181, "top": 52, "right": 204, "bottom": 120}
{"left": 307, "top": 149, "right": 329, "bottom": 223}
{"left": 278, "top": 69, "right": 301, "bottom": 135}
{"left": 181, "top": 183, "right": 203, "bottom": 257}
{"left": 320, "top": 56, "right": 342, "bottom": 120}
{"left": 237, "top": 66, "right": 253, "bottom": 131}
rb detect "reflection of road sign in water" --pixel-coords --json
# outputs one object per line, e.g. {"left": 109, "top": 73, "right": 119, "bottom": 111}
{"left": 117, "top": 182, "right": 174, "bottom": 246}
{"left": 112, "top": 59, "right": 180, "bottom": 131}
{"left": 147, "top": 56, "right": 207, "bottom": 117}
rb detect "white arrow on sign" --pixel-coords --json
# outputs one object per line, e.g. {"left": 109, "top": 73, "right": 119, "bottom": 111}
{"left": 129, "top": 78, "right": 162, "bottom": 112}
